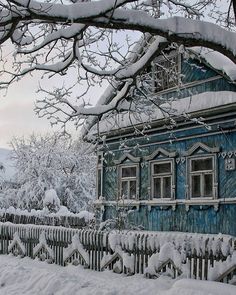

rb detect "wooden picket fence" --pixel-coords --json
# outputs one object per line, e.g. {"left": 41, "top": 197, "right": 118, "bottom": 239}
{"left": 0, "top": 212, "right": 91, "bottom": 228}
{"left": 0, "top": 222, "right": 235, "bottom": 283}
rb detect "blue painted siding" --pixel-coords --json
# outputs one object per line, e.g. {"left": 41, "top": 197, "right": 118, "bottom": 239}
{"left": 98, "top": 56, "right": 236, "bottom": 236}
{"left": 181, "top": 58, "right": 218, "bottom": 84}
{"left": 101, "top": 116, "right": 236, "bottom": 235}
{"left": 103, "top": 204, "right": 236, "bottom": 236}
{"left": 104, "top": 121, "right": 236, "bottom": 199}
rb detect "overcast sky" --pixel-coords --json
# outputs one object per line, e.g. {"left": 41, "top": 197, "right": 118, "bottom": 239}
{"left": 0, "top": 74, "right": 63, "bottom": 149}
{"left": 0, "top": 67, "right": 106, "bottom": 149}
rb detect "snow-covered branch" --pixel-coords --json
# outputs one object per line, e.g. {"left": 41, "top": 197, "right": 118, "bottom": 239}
{"left": 0, "top": 0, "right": 235, "bottom": 134}
{"left": 1, "top": 1, "right": 235, "bottom": 62}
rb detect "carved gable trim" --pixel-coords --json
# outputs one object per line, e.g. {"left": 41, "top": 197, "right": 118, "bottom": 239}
{"left": 114, "top": 153, "right": 140, "bottom": 165}
{"left": 183, "top": 142, "right": 220, "bottom": 156}
{"left": 144, "top": 148, "right": 178, "bottom": 161}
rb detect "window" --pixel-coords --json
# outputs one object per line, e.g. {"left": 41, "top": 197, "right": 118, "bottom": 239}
{"left": 119, "top": 165, "right": 138, "bottom": 199}
{"left": 153, "top": 54, "right": 180, "bottom": 92}
{"left": 151, "top": 161, "right": 173, "bottom": 199}
{"left": 189, "top": 157, "right": 214, "bottom": 198}
{"left": 136, "top": 53, "right": 180, "bottom": 96}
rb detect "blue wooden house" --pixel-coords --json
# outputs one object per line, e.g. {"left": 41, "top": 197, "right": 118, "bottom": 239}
{"left": 85, "top": 48, "right": 236, "bottom": 236}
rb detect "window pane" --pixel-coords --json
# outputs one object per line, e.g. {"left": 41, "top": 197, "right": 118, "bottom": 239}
{"left": 204, "top": 174, "right": 213, "bottom": 197}
{"left": 122, "top": 166, "right": 136, "bottom": 178}
{"left": 192, "top": 158, "right": 213, "bottom": 172}
{"left": 121, "top": 181, "right": 128, "bottom": 198}
{"left": 153, "top": 177, "right": 161, "bottom": 198}
{"left": 153, "top": 162, "right": 171, "bottom": 174}
{"left": 192, "top": 175, "right": 201, "bottom": 197}
{"left": 153, "top": 55, "right": 179, "bottom": 91}
{"left": 130, "top": 180, "right": 137, "bottom": 199}
{"left": 163, "top": 177, "right": 171, "bottom": 198}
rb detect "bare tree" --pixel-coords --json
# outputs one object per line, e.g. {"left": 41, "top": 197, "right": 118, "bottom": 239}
{"left": 0, "top": 0, "right": 235, "bottom": 135}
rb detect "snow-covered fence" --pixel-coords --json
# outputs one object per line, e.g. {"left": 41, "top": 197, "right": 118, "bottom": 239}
{"left": 0, "top": 212, "right": 88, "bottom": 228}
{"left": 0, "top": 222, "right": 235, "bottom": 283}
{"left": 0, "top": 210, "right": 94, "bottom": 229}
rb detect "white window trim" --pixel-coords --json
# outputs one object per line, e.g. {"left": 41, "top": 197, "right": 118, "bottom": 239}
{"left": 151, "top": 52, "right": 181, "bottom": 92}
{"left": 118, "top": 164, "right": 139, "bottom": 200}
{"left": 150, "top": 159, "right": 175, "bottom": 200}
{"left": 187, "top": 154, "right": 218, "bottom": 200}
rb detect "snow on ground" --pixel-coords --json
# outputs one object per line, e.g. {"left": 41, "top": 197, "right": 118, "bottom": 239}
{"left": 0, "top": 255, "right": 235, "bottom": 295}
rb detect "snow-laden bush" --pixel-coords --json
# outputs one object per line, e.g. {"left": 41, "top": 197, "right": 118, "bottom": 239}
{"left": 43, "top": 189, "right": 60, "bottom": 213}
{"left": 0, "top": 134, "right": 96, "bottom": 212}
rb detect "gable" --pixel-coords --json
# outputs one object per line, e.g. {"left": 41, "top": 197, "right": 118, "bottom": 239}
{"left": 148, "top": 51, "right": 236, "bottom": 100}
{"left": 83, "top": 48, "right": 236, "bottom": 140}
{"left": 181, "top": 56, "right": 219, "bottom": 84}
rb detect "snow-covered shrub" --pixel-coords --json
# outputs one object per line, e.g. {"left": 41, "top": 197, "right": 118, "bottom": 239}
{"left": 0, "top": 134, "right": 96, "bottom": 212}
{"left": 43, "top": 189, "right": 60, "bottom": 213}
{"left": 98, "top": 205, "right": 143, "bottom": 231}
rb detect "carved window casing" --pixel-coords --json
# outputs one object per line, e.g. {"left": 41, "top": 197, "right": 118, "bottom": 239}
{"left": 184, "top": 142, "right": 219, "bottom": 200}
{"left": 119, "top": 165, "right": 138, "bottom": 200}
{"left": 114, "top": 153, "right": 140, "bottom": 200}
{"left": 151, "top": 160, "right": 174, "bottom": 199}
{"left": 145, "top": 148, "right": 177, "bottom": 201}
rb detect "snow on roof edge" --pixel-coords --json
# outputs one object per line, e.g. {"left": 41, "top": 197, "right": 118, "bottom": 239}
{"left": 81, "top": 34, "right": 153, "bottom": 138}
{"left": 189, "top": 47, "right": 236, "bottom": 81}
{"left": 87, "top": 91, "right": 236, "bottom": 138}
{"left": 82, "top": 44, "right": 236, "bottom": 138}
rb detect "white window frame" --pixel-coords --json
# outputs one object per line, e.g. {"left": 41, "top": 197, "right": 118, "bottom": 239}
{"left": 118, "top": 164, "right": 139, "bottom": 200}
{"left": 188, "top": 155, "right": 217, "bottom": 199}
{"left": 152, "top": 53, "right": 181, "bottom": 92}
{"left": 150, "top": 159, "right": 175, "bottom": 200}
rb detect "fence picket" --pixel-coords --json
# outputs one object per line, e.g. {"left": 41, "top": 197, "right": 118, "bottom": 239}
{"left": 0, "top": 222, "right": 234, "bottom": 283}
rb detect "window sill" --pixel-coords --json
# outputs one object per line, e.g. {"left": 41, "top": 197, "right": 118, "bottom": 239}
{"left": 94, "top": 199, "right": 140, "bottom": 208}
{"left": 184, "top": 198, "right": 219, "bottom": 211}
{"left": 94, "top": 198, "right": 236, "bottom": 212}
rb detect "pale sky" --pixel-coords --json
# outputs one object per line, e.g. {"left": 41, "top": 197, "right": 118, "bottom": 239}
{"left": 0, "top": 65, "right": 105, "bottom": 149}
{"left": 0, "top": 78, "right": 106, "bottom": 149}
{"left": 0, "top": 76, "right": 52, "bottom": 148}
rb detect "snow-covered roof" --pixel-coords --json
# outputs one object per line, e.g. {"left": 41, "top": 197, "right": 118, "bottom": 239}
{"left": 81, "top": 34, "right": 153, "bottom": 137}
{"left": 83, "top": 45, "right": 236, "bottom": 138}
{"left": 87, "top": 91, "right": 236, "bottom": 137}
{"left": 189, "top": 47, "right": 236, "bottom": 81}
